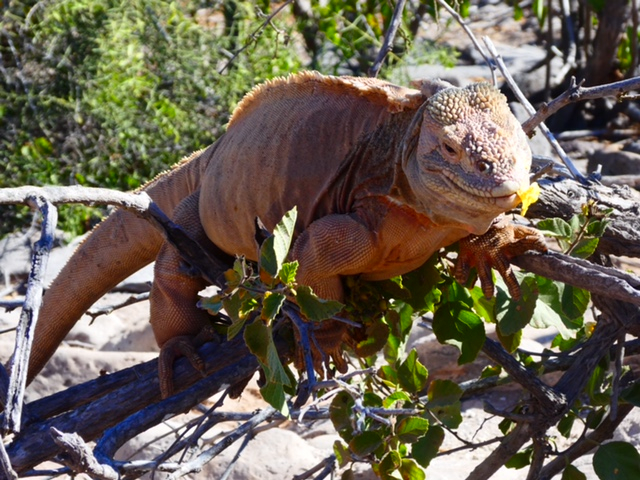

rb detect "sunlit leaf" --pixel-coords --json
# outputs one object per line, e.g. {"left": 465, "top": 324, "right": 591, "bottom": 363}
{"left": 496, "top": 275, "right": 537, "bottom": 336}
{"left": 295, "top": 285, "right": 344, "bottom": 321}
{"left": 279, "top": 260, "right": 299, "bottom": 285}
{"left": 396, "top": 416, "right": 429, "bottom": 443}
{"left": 259, "top": 207, "right": 297, "bottom": 278}
{"left": 261, "top": 291, "right": 285, "bottom": 322}
{"left": 244, "top": 320, "right": 291, "bottom": 414}
{"left": 397, "top": 349, "right": 428, "bottom": 394}
{"left": 570, "top": 237, "right": 599, "bottom": 259}
{"left": 399, "top": 458, "right": 426, "bottom": 480}
{"left": 537, "top": 217, "right": 573, "bottom": 238}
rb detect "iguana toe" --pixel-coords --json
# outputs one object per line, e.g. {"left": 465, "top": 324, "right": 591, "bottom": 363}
{"left": 455, "top": 217, "right": 547, "bottom": 300}
{"left": 158, "top": 326, "right": 218, "bottom": 398}
{"left": 294, "top": 319, "right": 349, "bottom": 378}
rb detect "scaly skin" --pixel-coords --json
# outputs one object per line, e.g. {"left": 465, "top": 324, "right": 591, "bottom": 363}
{"left": 23, "top": 71, "right": 541, "bottom": 396}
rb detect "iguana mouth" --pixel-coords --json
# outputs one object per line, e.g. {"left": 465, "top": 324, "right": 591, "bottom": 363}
{"left": 440, "top": 170, "right": 521, "bottom": 208}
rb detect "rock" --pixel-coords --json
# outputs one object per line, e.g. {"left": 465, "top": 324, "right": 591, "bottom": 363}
{"left": 587, "top": 145, "right": 640, "bottom": 175}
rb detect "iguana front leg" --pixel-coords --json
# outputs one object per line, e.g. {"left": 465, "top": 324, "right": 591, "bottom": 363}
{"left": 290, "top": 213, "right": 379, "bottom": 375}
{"left": 454, "top": 217, "right": 547, "bottom": 300}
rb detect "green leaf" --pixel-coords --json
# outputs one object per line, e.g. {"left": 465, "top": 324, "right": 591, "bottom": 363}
{"left": 355, "top": 320, "right": 390, "bottom": 357}
{"left": 561, "top": 284, "right": 591, "bottom": 320}
{"left": 330, "top": 391, "right": 355, "bottom": 440}
{"left": 471, "top": 288, "right": 496, "bottom": 323}
{"left": 198, "top": 294, "right": 224, "bottom": 315}
{"left": 593, "top": 442, "right": 640, "bottom": 480}
{"left": 383, "top": 391, "right": 412, "bottom": 408}
{"left": 537, "top": 217, "right": 573, "bottom": 238}
{"left": 378, "top": 365, "right": 399, "bottom": 387}
{"left": 558, "top": 412, "right": 576, "bottom": 438}
{"left": 375, "top": 451, "right": 402, "bottom": 479}
{"left": 532, "top": 276, "right": 578, "bottom": 340}
{"left": 496, "top": 275, "right": 538, "bottom": 336}
{"left": 432, "top": 303, "right": 485, "bottom": 364}
{"left": 587, "top": 219, "right": 609, "bottom": 237}
{"left": 334, "top": 440, "right": 352, "bottom": 468}
{"left": 261, "top": 292, "right": 286, "bottom": 322}
{"left": 496, "top": 327, "right": 522, "bottom": 353}
{"left": 401, "top": 255, "right": 443, "bottom": 311}
{"left": 427, "top": 380, "right": 462, "bottom": 429}
{"left": 397, "top": 349, "right": 428, "bottom": 394}
{"left": 295, "top": 285, "right": 344, "bottom": 321}
{"left": 506, "top": 449, "right": 532, "bottom": 469}
{"left": 279, "top": 260, "right": 299, "bottom": 284}
{"left": 396, "top": 416, "right": 429, "bottom": 443}
{"left": 259, "top": 207, "right": 297, "bottom": 278}
{"left": 427, "top": 379, "right": 463, "bottom": 407}
{"left": 480, "top": 365, "right": 502, "bottom": 379}
{"left": 562, "top": 464, "right": 587, "bottom": 480}
{"left": 571, "top": 237, "right": 599, "bottom": 259}
{"left": 349, "top": 431, "right": 384, "bottom": 457}
{"left": 260, "top": 379, "right": 288, "bottom": 416}
{"left": 399, "top": 458, "right": 426, "bottom": 480}
{"left": 412, "top": 425, "right": 444, "bottom": 468}
{"left": 243, "top": 321, "right": 288, "bottom": 385}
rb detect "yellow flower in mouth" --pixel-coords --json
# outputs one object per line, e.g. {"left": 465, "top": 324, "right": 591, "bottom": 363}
{"left": 517, "top": 182, "right": 540, "bottom": 216}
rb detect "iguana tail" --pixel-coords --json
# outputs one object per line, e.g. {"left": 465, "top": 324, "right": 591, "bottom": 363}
{"left": 26, "top": 146, "right": 214, "bottom": 383}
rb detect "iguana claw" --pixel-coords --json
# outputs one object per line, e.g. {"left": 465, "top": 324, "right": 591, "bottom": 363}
{"left": 293, "top": 319, "right": 349, "bottom": 378}
{"left": 158, "top": 326, "right": 218, "bottom": 398}
{"left": 454, "top": 217, "right": 547, "bottom": 300}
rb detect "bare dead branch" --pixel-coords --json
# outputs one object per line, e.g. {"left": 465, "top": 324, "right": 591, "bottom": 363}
{"left": 512, "top": 251, "right": 640, "bottom": 308}
{"left": 522, "top": 76, "right": 640, "bottom": 133}
{"left": 51, "top": 427, "right": 118, "bottom": 480}
{"left": 482, "top": 37, "right": 585, "bottom": 182}
{"left": 482, "top": 338, "right": 565, "bottom": 414}
{"left": 87, "top": 292, "right": 150, "bottom": 322}
{"left": 6, "top": 334, "right": 261, "bottom": 474}
{"left": 466, "top": 423, "right": 532, "bottom": 480}
{"left": 218, "top": 0, "right": 294, "bottom": 74}
{"left": 368, "top": 0, "right": 407, "bottom": 78}
{"left": 4, "top": 196, "right": 57, "bottom": 433}
{"left": 0, "top": 185, "right": 153, "bottom": 213}
{"left": 537, "top": 403, "right": 635, "bottom": 480}
{"left": 165, "top": 406, "right": 277, "bottom": 480}
{"left": 0, "top": 440, "right": 17, "bottom": 480}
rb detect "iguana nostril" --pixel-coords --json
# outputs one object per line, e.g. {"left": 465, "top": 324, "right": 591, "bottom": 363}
{"left": 477, "top": 160, "right": 493, "bottom": 174}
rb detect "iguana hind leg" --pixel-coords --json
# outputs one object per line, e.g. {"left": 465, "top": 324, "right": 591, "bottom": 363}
{"left": 150, "top": 191, "right": 218, "bottom": 397}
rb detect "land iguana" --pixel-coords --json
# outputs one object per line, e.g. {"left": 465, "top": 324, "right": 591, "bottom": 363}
{"left": 22, "top": 71, "right": 546, "bottom": 396}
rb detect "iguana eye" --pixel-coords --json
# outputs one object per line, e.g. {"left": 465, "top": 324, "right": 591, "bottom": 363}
{"left": 477, "top": 160, "right": 493, "bottom": 175}
{"left": 441, "top": 141, "right": 459, "bottom": 161}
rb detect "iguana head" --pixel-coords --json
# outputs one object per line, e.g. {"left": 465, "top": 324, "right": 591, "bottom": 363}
{"left": 404, "top": 82, "right": 532, "bottom": 235}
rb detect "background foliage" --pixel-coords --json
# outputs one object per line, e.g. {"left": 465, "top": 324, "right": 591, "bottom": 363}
{"left": 2, "top": 0, "right": 636, "bottom": 235}
{"left": 1, "top": 1, "right": 640, "bottom": 478}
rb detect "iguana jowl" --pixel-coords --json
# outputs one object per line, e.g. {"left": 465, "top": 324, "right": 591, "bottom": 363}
{"left": 24, "top": 71, "right": 544, "bottom": 395}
